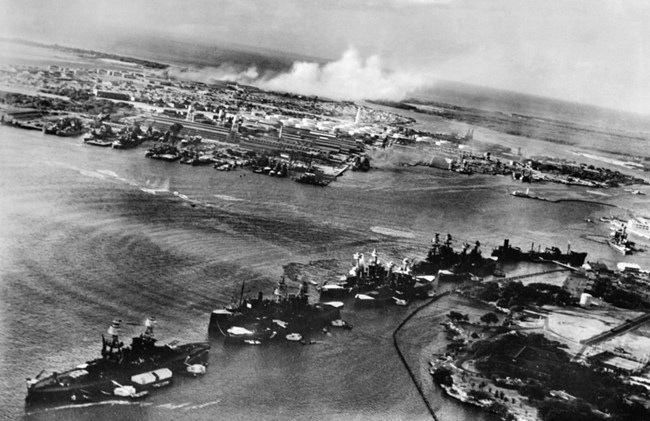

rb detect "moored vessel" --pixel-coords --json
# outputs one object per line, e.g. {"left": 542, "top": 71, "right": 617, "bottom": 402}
{"left": 321, "top": 249, "right": 436, "bottom": 303}
{"left": 209, "top": 278, "right": 346, "bottom": 344}
{"left": 25, "top": 317, "right": 209, "bottom": 404}
{"left": 491, "top": 238, "right": 587, "bottom": 267}
{"left": 292, "top": 170, "right": 330, "bottom": 186}
{"left": 43, "top": 117, "right": 84, "bottom": 137}
{"left": 608, "top": 226, "right": 633, "bottom": 255}
{"left": 412, "top": 234, "right": 497, "bottom": 277}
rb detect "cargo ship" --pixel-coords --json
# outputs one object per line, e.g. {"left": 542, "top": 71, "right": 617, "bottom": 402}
{"left": 209, "top": 278, "right": 348, "bottom": 344}
{"left": 25, "top": 317, "right": 209, "bottom": 404}
{"left": 491, "top": 239, "right": 587, "bottom": 267}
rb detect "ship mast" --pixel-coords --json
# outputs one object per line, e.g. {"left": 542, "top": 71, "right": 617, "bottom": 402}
{"left": 142, "top": 316, "right": 156, "bottom": 342}
{"left": 102, "top": 319, "right": 124, "bottom": 362}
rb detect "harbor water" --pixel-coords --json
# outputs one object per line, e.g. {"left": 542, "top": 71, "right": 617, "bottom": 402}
{"left": 0, "top": 125, "right": 644, "bottom": 420}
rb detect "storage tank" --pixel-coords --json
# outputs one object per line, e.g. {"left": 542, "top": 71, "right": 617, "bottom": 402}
{"left": 580, "top": 293, "right": 593, "bottom": 308}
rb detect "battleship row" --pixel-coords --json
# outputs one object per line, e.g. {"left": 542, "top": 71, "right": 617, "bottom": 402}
{"left": 26, "top": 235, "right": 591, "bottom": 405}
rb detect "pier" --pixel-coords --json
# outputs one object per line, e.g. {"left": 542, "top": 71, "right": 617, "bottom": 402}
{"left": 580, "top": 312, "right": 650, "bottom": 346}
{"left": 495, "top": 267, "right": 572, "bottom": 283}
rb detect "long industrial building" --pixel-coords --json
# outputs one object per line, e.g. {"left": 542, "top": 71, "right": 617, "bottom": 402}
{"left": 149, "top": 115, "right": 235, "bottom": 142}
{"left": 239, "top": 125, "right": 363, "bottom": 157}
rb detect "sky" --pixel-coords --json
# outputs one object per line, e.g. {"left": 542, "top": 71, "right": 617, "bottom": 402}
{"left": 2, "top": 0, "right": 650, "bottom": 114}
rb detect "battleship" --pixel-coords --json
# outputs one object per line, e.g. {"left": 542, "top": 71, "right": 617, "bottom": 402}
{"left": 491, "top": 239, "right": 588, "bottom": 266}
{"left": 319, "top": 249, "right": 436, "bottom": 305}
{"left": 209, "top": 278, "right": 348, "bottom": 344}
{"left": 412, "top": 234, "right": 498, "bottom": 278}
{"left": 25, "top": 317, "right": 210, "bottom": 403}
{"left": 510, "top": 188, "right": 547, "bottom": 201}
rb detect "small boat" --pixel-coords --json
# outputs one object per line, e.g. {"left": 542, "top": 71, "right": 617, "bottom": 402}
{"left": 185, "top": 364, "right": 207, "bottom": 376}
{"left": 319, "top": 283, "right": 352, "bottom": 299}
{"left": 84, "top": 138, "right": 114, "bottom": 147}
{"left": 225, "top": 326, "right": 274, "bottom": 344}
{"left": 286, "top": 333, "right": 303, "bottom": 342}
{"left": 354, "top": 293, "right": 389, "bottom": 308}
{"left": 330, "top": 319, "right": 353, "bottom": 329}
{"left": 393, "top": 297, "right": 408, "bottom": 306}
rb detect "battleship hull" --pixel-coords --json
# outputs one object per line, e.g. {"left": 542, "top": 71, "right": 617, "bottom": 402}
{"left": 209, "top": 301, "right": 342, "bottom": 341}
{"left": 26, "top": 342, "right": 209, "bottom": 404}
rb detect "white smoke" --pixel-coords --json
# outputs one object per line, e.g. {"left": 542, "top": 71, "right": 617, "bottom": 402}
{"left": 256, "top": 48, "right": 430, "bottom": 101}
{"left": 159, "top": 48, "right": 432, "bottom": 101}
{"left": 162, "top": 63, "right": 260, "bottom": 84}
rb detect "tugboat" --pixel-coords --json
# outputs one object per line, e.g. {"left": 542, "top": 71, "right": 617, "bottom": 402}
{"left": 492, "top": 239, "right": 588, "bottom": 266}
{"left": 209, "top": 278, "right": 347, "bottom": 343}
{"left": 412, "top": 234, "right": 496, "bottom": 277}
{"left": 25, "top": 317, "right": 210, "bottom": 404}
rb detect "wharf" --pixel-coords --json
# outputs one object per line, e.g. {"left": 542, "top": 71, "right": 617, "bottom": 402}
{"left": 580, "top": 312, "right": 650, "bottom": 346}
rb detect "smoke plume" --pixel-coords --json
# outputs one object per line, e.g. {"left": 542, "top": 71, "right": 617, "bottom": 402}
{"left": 161, "top": 48, "right": 432, "bottom": 101}
{"left": 256, "top": 48, "right": 430, "bottom": 100}
{"left": 162, "top": 63, "right": 260, "bottom": 84}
